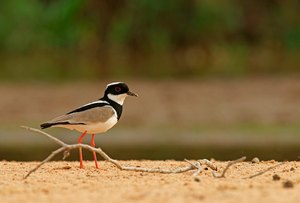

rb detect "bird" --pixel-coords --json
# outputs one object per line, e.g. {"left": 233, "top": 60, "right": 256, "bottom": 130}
{"left": 40, "top": 82, "right": 137, "bottom": 169}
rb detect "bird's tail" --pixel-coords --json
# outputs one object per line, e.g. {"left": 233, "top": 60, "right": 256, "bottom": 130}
{"left": 40, "top": 121, "right": 83, "bottom": 129}
{"left": 40, "top": 122, "right": 54, "bottom": 129}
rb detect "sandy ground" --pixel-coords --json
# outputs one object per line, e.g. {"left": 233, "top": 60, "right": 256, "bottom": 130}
{"left": 1, "top": 160, "right": 299, "bottom": 203}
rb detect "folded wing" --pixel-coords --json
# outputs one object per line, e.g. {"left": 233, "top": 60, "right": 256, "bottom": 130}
{"left": 41, "top": 106, "right": 115, "bottom": 129}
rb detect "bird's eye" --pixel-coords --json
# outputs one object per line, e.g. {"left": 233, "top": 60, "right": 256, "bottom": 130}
{"left": 115, "top": 87, "right": 122, "bottom": 92}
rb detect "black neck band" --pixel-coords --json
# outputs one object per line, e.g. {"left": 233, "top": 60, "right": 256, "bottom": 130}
{"left": 101, "top": 96, "right": 123, "bottom": 120}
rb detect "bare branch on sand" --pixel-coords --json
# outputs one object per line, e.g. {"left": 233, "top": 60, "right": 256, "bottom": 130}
{"left": 246, "top": 162, "right": 286, "bottom": 179}
{"left": 21, "top": 126, "right": 286, "bottom": 180}
{"left": 21, "top": 126, "right": 217, "bottom": 179}
{"left": 212, "top": 156, "right": 247, "bottom": 178}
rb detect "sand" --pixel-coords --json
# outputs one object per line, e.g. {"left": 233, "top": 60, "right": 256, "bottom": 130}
{"left": 0, "top": 160, "right": 299, "bottom": 203}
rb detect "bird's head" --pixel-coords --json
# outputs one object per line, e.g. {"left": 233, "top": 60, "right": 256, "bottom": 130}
{"left": 104, "top": 82, "right": 138, "bottom": 105}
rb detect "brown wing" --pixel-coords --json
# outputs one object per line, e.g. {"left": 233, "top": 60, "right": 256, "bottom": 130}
{"left": 42, "top": 106, "right": 115, "bottom": 128}
{"left": 67, "top": 106, "right": 115, "bottom": 124}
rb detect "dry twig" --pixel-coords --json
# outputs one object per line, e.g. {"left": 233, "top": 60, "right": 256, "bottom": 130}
{"left": 246, "top": 162, "right": 286, "bottom": 179}
{"left": 199, "top": 159, "right": 217, "bottom": 171}
{"left": 184, "top": 159, "right": 203, "bottom": 177}
{"left": 21, "top": 126, "right": 216, "bottom": 179}
{"left": 212, "top": 156, "right": 247, "bottom": 178}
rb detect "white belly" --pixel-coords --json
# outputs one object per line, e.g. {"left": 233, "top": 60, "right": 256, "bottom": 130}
{"left": 56, "top": 116, "right": 118, "bottom": 134}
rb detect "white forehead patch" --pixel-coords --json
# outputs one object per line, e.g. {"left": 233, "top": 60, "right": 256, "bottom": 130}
{"left": 106, "top": 82, "right": 124, "bottom": 89}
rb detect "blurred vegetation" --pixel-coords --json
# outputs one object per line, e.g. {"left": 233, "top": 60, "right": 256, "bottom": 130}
{"left": 0, "top": 0, "right": 300, "bottom": 81}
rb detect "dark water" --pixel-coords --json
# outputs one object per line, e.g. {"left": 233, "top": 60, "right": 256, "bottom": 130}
{"left": 1, "top": 144, "right": 299, "bottom": 161}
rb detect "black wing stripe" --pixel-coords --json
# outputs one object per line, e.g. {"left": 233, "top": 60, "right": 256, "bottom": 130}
{"left": 67, "top": 102, "right": 108, "bottom": 115}
{"left": 40, "top": 122, "right": 86, "bottom": 129}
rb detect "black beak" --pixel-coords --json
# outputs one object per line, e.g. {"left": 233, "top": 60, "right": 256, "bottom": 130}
{"left": 127, "top": 91, "right": 138, "bottom": 97}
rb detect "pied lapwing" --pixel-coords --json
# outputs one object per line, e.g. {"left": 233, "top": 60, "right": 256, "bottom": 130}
{"left": 40, "top": 82, "right": 137, "bottom": 168}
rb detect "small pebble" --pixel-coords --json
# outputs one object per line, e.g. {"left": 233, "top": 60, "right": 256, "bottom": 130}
{"left": 272, "top": 174, "right": 280, "bottom": 181}
{"left": 290, "top": 167, "right": 295, "bottom": 171}
{"left": 283, "top": 180, "right": 294, "bottom": 188}
{"left": 251, "top": 157, "right": 260, "bottom": 163}
{"left": 194, "top": 177, "right": 201, "bottom": 182}
{"left": 62, "top": 166, "right": 71, "bottom": 170}
{"left": 41, "top": 188, "right": 49, "bottom": 194}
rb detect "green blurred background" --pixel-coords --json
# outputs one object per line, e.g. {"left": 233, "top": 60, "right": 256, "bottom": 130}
{"left": 0, "top": 0, "right": 300, "bottom": 161}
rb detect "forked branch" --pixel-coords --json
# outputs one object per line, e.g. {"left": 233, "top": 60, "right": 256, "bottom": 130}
{"left": 21, "top": 126, "right": 217, "bottom": 179}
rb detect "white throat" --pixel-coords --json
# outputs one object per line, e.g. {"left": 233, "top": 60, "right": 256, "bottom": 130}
{"left": 108, "top": 93, "right": 127, "bottom": 105}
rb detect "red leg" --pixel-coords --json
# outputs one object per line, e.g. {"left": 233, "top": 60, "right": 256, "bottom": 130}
{"left": 90, "top": 134, "right": 99, "bottom": 169}
{"left": 78, "top": 131, "right": 87, "bottom": 169}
